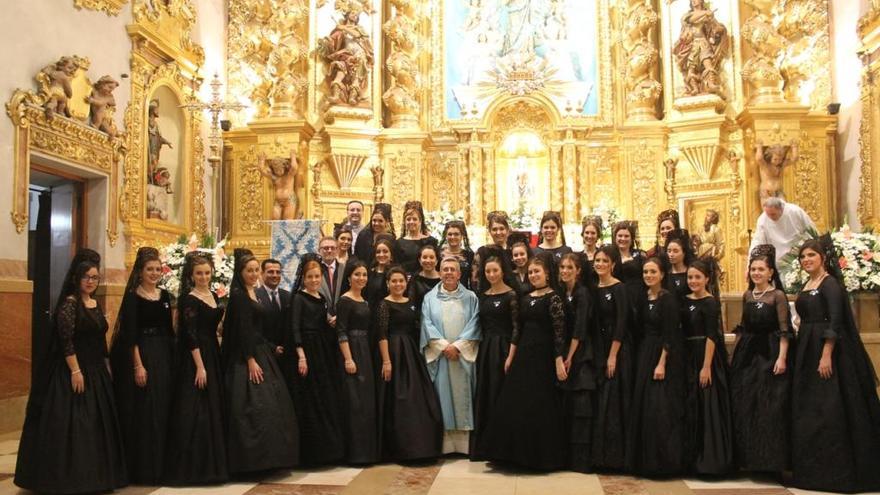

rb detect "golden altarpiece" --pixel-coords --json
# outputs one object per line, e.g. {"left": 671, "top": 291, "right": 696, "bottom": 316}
{"left": 221, "top": 0, "right": 838, "bottom": 295}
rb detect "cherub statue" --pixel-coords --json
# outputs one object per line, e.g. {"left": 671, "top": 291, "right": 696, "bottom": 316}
{"left": 87, "top": 75, "right": 119, "bottom": 138}
{"left": 41, "top": 56, "right": 79, "bottom": 119}
{"left": 259, "top": 148, "right": 300, "bottom": 220}
{"left": 148, "top": 99, "right": 173, "bottom": 182}
{"left": 756, "top": 139, "right": 798, "bottom": 200}
{"left": 153, "top": 167, "right": 173, "bottom": 194}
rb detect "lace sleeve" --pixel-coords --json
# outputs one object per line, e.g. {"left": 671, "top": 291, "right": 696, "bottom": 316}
{"left": 182, "top": 296, "right": 200, "bottom": 351}
{"left": 335, "top": 297, "right": 351, "bottom": 343}
{"left": 56, "top": 296, "right": 78, "bottom": 357}
{"left": 509, "top": 293, "right": 521, "bottom": 345}
{"left": 549, "top": 294, "right": 567, "bottom": 358}
{"left": 773, "top": 290, "right": 793, "bottom": 339}
{"left": 376, "top": 300, "right": 390, "bottom": 341}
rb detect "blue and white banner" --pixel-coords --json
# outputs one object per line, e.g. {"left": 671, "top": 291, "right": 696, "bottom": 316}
{"left": 271, "top": 219, "right": 323, "bottom": 291}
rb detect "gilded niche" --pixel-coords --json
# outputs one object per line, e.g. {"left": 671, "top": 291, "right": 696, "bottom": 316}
{"left": 317, "top": 0, "right": 375, "bottom": 108}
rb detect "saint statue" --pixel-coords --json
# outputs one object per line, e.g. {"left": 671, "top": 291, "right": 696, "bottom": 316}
{"left": 694, "top": 209, "right": 724, "bottom": 261}
{"left": 672, "top": 0, "right": 729, "bottom": 97}
{"left": 259, "top": 148, "right": 301, "bottom": 220}
{"left": 756, "top": 139, "right": 798, "bottom": 201}
{"left": 318, "top": 9, "right": 374, "bottom": 107}
{"left": 148, "top": 99, "right": 173, "bottom": 184}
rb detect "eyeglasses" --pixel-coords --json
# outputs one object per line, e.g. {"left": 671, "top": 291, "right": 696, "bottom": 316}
{"left": 81, "top": 275, "right": 101, "bottom": 282}
{"left": 320, "top": 246, "right": 337, "bottom": 251}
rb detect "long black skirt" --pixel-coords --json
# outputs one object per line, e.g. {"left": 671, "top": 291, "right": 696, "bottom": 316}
{"left": 626, "top": 335, "right": 685, "bottom": 475}
{"left": 225, "top": 342, "right": 299, "bottom": 474}
{"left": 165, "top": 338, "right": 228, "bottom": 485}
{"left": 15, "top": 362, "right": 127, "bottom": 494}
{"left": 379, "top": 332, "right": 443, "bottom": 461}
{"left": 730, "top": 331, "right": 791, "bottom": 472}
{"left": 118, "top": 335, "right": 174, "bottom": 484}
{"left": 592, "top": 343, "right": 633, "bottom": 470}
{"left": 480, "top": 341, "right": 567, "bottom": 471}
{"left": 470, "top": 332, "right": 510, "bottom": 461}
{"left": 289, "top": 330, "right": 346, "bottom": 465}
{"left": 685, "top": 338, "right": 734, "bottom": 474}
{"left": 791, "top": 322, "right": 880, "bottom": 492}
{"left": 341, "top": 331, "right": 380, "bottom": 464}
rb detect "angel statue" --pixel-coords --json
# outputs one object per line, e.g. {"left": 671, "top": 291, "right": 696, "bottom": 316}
{"left": 672, "top": 0, "right": 729, "bottom": 97}
{"left": 88, "top": 76, "right": 119, "bottom": 138}
{"left": 756, "top": 139, "right": 798, "bottom": 200}
{"left": 259, "top": 148, "right": 302, "bottom": 220}
{"left": 41, "top": 56, "right": 79, "bottom": 119}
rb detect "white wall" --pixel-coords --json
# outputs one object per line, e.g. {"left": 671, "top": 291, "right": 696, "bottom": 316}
{"left": 832, "top": 0, "right": 873, "bottom": 229}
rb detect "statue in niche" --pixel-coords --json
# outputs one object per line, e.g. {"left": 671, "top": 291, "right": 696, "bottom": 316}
{"left": 259, "top": 148, "right": 301, "bottom": 220}
{"left": 672, "top": 0, "right": 729, "bottom": 97}
{"left": 317, "top": 7, "right": 374, "bottom": 107}
{"left": 88, "top": 75, "right": 119, "bottom": 138}
{"left": 756, "top": 139, "right": 798, "bottom": 200}
{"left": 146, "top": 168, "right": 173, "bottom": 221}
{"left": 40, "top": 56, "right": 79, "bottom": 119}
{"left": 148, "top": 98, "right": 173, "bottom": 184}
{"left": 693, "top": 209, "right": 724, "bottom": 261}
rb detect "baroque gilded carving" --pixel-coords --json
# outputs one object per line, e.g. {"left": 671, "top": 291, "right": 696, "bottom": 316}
{"left": 793, "top": 134, "right": 820, "bottom": 222}
{"left": 628, "top": 140, "right": 658, "bottom": 235}
{"left": 73, "top": 0, "right": 128, "bottom": 16}
{"left": 774, "top": 0, "right": 831, "bottom": 110}
{"left": 672, "top": 0, "right": 729, "bottom": 98}
{"left": 238, "top": 145, "right": 265, "bottom": 231}
{"left": 131, "top": 0, "right": 204, "bottom": 65}
{"left": 227, "top": 0, "right": 308, "bottom": 122}
{"left": 429, "top": 151, "right": 457, "bottom": 208}
{"left": 317, "top": 1, "right": 375, "bottom": 108}
{"left": 740, "top": 11, "right": 785, "bottom": 104}
{"left": 383, "top": 0, "right": 421, "bottom": 127}
{"left": 858, "top": 3, "right": 880, "bottom": 227}
{"left": 621, "top": 0, "right": 662, "bottom": 121}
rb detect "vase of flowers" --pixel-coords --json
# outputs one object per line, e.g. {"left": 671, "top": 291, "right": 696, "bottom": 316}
{"left": 158, "top": 234, "right": 234, "bottom": 300}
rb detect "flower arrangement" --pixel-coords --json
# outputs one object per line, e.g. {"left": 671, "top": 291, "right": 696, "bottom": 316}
{"left": 424, "top": 203, "right": 465, "bottom": 240}
{"left": 583, "top": 204, "right": 621, "bottom": 244}
{"left": 778, "top": 224, "right": 880, "bottom": 293}
{"left": 509, "top": 198, "right": 539, "bottom": 231}
{"left": 158, "top": 233, "right": 234, "bottom": 300}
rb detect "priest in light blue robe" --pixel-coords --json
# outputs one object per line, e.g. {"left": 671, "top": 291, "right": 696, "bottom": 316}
{"left": 421, "top": 257, "right": 481, "bottom": 454}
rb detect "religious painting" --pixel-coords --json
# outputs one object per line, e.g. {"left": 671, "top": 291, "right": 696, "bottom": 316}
{"left": 146, "top": 85, "right": 184, "bottom": 225}
{"left": 444, "top": 0, "right": 600, "bottom": 119}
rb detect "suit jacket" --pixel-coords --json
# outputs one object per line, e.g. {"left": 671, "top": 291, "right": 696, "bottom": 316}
{"left": 255, "top": 285, "right": 291, "bottom": 350}
{"left": 318, "top": 260, "right": 346, "bottom": 315}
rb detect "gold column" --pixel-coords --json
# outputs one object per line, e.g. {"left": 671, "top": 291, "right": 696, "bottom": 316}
{"left": 550, "top": 143, "right": 563, "bottom": 213}
{"left": 379, "top": 130, "right": 427, "bottom": 227}
{"left": 859, "top": 6, "right": 880, "bottom": 228}
{"left": 562, "top": 131, "right": 578, "bottom": 222}
{"left": 483, "top": 147, "right": 496, "bottom": 218}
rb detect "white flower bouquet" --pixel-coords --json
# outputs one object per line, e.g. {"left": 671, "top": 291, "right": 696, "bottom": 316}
{"left": 159, "top": 234, "right": 235, "bottom": 300}
{"left": 424, "top": 203, "right": 465, "bottom": 240}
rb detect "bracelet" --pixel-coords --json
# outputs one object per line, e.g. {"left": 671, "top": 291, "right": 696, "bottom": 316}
{"left": 134, "top": 365, "right": 145, "bottom": 371}
{"left": 298, "top": 357, "right": 307, "bottom": 362}
{"left": 71, "top": 369, "right": 81, "bottom": 375}
{"left": 382, "top": 361, "right": 392, "bottom": 366}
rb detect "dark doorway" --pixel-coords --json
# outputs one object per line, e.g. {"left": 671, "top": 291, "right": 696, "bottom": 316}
{"left": 28, "top": 167, "right": 85, "bottom": 384}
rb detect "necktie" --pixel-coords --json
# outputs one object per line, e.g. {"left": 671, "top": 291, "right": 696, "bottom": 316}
{"left": 327, "top": 264, "right": 335, "bottom": 294}
{"left": 271, "top": 290, "right": 280, "bottom": 310}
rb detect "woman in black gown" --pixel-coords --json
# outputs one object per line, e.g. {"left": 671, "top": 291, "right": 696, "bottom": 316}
{"left": 394, "top": 200, "right": 438, "bottom": 274}
{"left": 559, "top": 253, "right": 596, "bottom": 473}
{"left": 481, "top": 253, "right": 568, "bottom": 470}
{"left": 408, "top": 244, "right": 441, "bottom": 309}
{"left": 510, "top": 236, "right": 534, "bottom": 295}
{"left": 591, "top": 245, "right": 634, "bottom": 470}
{"left": 365, "top": 236, "right": 395, "bottom": 307}
{"left": 15, "top": 258, "right": 127, "bottom": 494}
{"left": 473, "top": 211, "right": 512, "bottom": 290}
{"left": 471, "top": 247, "right": 518, "bottom": 461}
{"left": 646, "top": 209, "right": 680, "bottom": 258}
{"left": 222, "top": 249, "right": 299, "bottom": 474}
{"left": 439, "top": 220, "right": 475, "bottom": 290}
{"left": 165, "top": 252, "right": 228, "bottom": 484}
{"left": 665, "top": 230, "right": 694, "bottom": 302}
{"left": 626, "top": 256, "right": 686, "bottom": 475}
{"left": 336, "top": 260, "right": 381, "bottom": 464}
{"left": 288, "top": 254, "right": 345, "bottom": 465}
{"left": 533, "top": 211, "right": 573, "bottom": 263}
{"left": 790, "top": 238, "right": 880, "bottom": 492}
{"left": 110, "top": 247, "right": 174, "bottom": 484}
{"left": 612, "top": 222, "right": 646, "bottom": 347}
{"left": 730, "top": 245, "right": 792, "bottom": 474}
{"left": 376, "top": 266, "right": 444, "bottom": 461}
{"left": 579, "top": 215, "right": 602, "bottom": 265}
{"left": 353, "top": 203, "right": 395, "bottom": 264}
{"left": 682, "top": 260, "right": 733, "bottom": 474}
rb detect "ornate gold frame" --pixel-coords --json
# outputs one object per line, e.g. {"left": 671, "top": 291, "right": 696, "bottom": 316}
{"left": 859, "top": 4, "right": 880, "bottom": 228}
{"left": 73, "top": 0, "right": 128, "bottom": 16}
{"left": 5, "top": 56, "right": 125, "bottom": 246}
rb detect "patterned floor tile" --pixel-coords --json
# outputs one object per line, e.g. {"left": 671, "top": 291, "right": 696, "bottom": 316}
{"left": 384, "top": 464, "right": 443, "bottom": 495}
{"left": 264, "top": 466, "right": 363, "bottom": 485}
{"left": 691, "top": 490, "right": 792, "bottom": 495}
{"left": 598, "top": 474, "right": 650, "bottom": 495}
{"left": 244, "top": 484, "right": 345, "bottom": 495}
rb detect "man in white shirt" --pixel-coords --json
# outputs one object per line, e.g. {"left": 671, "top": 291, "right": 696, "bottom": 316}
{"left": 344, "top": 200, "right": 365, "bottom": 246}
{"left": 749, "top": 197, "right": 817, "bottom": 263}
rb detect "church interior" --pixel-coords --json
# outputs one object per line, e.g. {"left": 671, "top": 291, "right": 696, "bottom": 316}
{"left": 1, "top": 0, "right": 879, "bottom": 493}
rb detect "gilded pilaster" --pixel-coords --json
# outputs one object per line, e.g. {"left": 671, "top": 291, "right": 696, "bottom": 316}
{"left": 549, "top": 143, "right": 562, "bottom": 214}
{"left": 562, "top": 131, "right": 577, "bottom": 222}
{"left": 383, "top": 0, "right": 421, "bottom": 128}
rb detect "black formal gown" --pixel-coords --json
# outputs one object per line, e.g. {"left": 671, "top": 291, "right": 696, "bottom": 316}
{"left": 668, "top": 272, "right": 690, "bottom": 302}
{"left": 365, "top": 268, "right": 389, "bottom": 308}
{"left": 627, "top": 290, "right": 686, "bottom": 475}
{"left": 471, "top": 290, "right": 519, "bottom": 461}
{"left": 616, "top": 251, "right": 646, "bottom": 346}
{"left": 730, "top": 289, "right": 792, "bottom": 473}
{"left": 475, "top": 245, "right": 513, "bottom": 292}
{"left": 481, "top": 292, "right": 568, "bottom": 470}
{"left": 408, "top": 274, "right": 440, "bottom": 310}
{"left": 222, "top": 288, "right": 299, "bottom": 474}
{"left": 110, "top": 290, "right": 174, "bottom": 484}
{"left": 513, "top": 272, "right": 533, "bottom": 296}
{"left": 288, "top": 291, "right": 346, "bottom": 465}
{"left": 376, "top": 299, "right": 444, "bottom": 460}
{"left": 561, "top": 285, "right": 597, "bottom": 472}
{"left": 591, "top": 282, "right": 634, "bottom": 470}
{"left": 336, "top": 295, "right": 380, "bottom": 464}
{"left": 791, "top": 277, "right": 880, "bottom": 492}
{"left": 165, "top": 294, "right": 228, "bottom": 485}
{"left": 15, "top": 297, "right": 127, "bottom": 494}
{"left": 682, "top": 296, "right": 733, "bottom": 474}
{"left": 394, "top": 236, "right": 439, "bottom": 274}
{"left": 533, "top": 245, "right": 573, "bottom": 264}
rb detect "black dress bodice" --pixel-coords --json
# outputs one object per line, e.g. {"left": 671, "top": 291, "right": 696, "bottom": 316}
{"left": 479, "top": 291, "right": 520, "bottom": 341}
{"left": 376, "top": 300, "right": 420, "bottom": 340}
{"left": 518, "top": 292, "right": 567, "bottom": 356}
{"left": 533, "top": 245, "right": 573, "bottom": 263}
{"left": 290, "top": 291, "right": 330, "bottom": 344}
{"left": 408, "top": 275, "right": 440, "bottom": 309}
{"left": 394, "top": 236, "right": 439, "bottom": 273}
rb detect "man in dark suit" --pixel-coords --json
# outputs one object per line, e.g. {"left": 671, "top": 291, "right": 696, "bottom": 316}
{"left": 255, "top": 258, "right": 290, "bottom": 359}
{"left": 317, "top": 237, "right": 345, "bottom": 321}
